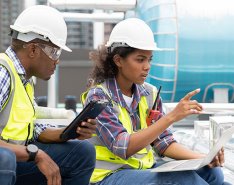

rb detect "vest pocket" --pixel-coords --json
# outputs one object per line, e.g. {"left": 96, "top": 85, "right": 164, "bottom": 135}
{"left": 13, "top": 107, "right": 32, "bottom": 123}
{"left": 4, "top": 107, "right": 34, "bottom": 140}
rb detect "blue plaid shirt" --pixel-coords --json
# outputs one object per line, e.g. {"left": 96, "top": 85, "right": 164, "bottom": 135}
{"left": 0, "top": 47, "right": 54, "bottom": 141}
{"left": 85, "top": 78, "right": 176, "bottom": 159}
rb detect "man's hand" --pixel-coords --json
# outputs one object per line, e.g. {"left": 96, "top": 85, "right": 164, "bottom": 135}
{"left": 35, "top": 150, "right": 61, "bottom": 185}
{"left": 208, "top": 148, "right": 225, "bottom": 168}
{"left": 76, "top": 119, "right": 96, "bottom": 140}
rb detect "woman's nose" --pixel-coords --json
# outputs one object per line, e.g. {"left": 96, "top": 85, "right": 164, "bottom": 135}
{"left": 144, "top": 61, "right": 150, "bottom": 70}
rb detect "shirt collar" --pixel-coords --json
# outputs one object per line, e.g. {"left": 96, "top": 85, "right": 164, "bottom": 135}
{"left": 106, "top": 78, "right": 150, "bottom": 108}
{"left": 5, "top": 46, "right": 26, "bottom": 76}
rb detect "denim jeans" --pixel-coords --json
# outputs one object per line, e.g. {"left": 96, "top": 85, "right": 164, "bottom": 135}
{"left": 95, "top": 164, "right": 228, "bottom": 185}
{"left": 16, "top": 140, "right": 96, "bottom": 185}
{"left": 0, "top": 147, "right": 16, "bottom": 185}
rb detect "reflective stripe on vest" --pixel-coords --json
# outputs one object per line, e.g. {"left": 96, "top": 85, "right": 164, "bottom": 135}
{"left": 0, "top": 54, "right": 35, "bottom": 145}
{"left": 81, "top": 82, "right": 157, "bottom": 183}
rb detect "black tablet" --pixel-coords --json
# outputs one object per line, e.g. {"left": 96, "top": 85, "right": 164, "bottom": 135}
{"left": 60, "top": 100, "right": 108, "bottom": 141}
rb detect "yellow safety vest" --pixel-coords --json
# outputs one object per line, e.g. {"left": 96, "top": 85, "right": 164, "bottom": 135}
{"left": 0, "top": 53, "right": 35, "bottom": 145}
{"left": 81, "top": 81, "right": 157, "bottom": 183}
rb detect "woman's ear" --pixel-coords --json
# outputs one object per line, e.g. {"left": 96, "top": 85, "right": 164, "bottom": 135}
{"left": 113, "top": 54, "right": 122, "bottom": 67}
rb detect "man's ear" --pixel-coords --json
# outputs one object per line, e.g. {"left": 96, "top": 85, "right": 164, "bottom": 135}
{"left": 113, "top": 54, "right": 122, "bottom": 67}
{"left": 26, "top": 43, "right": 38, "bottom": 58}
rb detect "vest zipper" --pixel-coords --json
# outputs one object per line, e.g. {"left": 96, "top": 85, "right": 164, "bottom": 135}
{"left": 24, "top": 84, "right": 35, "bottom": 146}
{"left": 25, "top": 85, "right": 35, "bottom": 116}
{"left": 26, "top": 82, "right": 36, "bottom": 145}
{"left": 25, "top": 123, "right": 30, "bottom": 146}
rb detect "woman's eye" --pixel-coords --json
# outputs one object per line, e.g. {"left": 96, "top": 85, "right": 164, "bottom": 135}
{"left": 137, "top": 58, "right": 144, "bottom": 62}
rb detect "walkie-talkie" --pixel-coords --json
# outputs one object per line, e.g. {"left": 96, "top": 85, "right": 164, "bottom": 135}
{"left": 146, "top": 86, "right": 162, "bottom": 127}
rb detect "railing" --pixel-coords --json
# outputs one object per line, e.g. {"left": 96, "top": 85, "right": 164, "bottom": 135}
{"left": 202, "top": 82, "right": 234, "bottom": 103}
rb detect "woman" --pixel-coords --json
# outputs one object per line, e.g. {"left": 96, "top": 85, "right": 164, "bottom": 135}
{"left": 82, "top": 18, "right": 227, "bottom": 185}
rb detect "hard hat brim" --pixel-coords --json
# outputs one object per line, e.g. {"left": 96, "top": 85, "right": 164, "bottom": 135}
{"left": 59, "top": 44, "right": 72, "bottom": 52}
{"left": 10, "top": 25, "right": 72, "bottom": 52}
{"left": 105, "top": 41, "right": 161, "bottom": 51}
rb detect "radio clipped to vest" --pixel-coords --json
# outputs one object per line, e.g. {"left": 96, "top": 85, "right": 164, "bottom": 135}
{"left": 146, "top": 86, "right": 161, "bottom": 126}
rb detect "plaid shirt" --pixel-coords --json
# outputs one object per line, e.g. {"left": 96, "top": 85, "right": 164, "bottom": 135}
{"left": 85, "top": 78, "right": 176, "bottom": 159}
{"left": 0, "top": 47, "right": 54, "bottom": 142}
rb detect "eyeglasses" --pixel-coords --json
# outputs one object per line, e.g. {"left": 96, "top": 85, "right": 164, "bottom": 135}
{"left": 35, "top": 43, "right": 62, "bottom": 61}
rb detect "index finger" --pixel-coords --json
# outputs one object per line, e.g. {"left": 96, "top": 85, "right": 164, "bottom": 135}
{"left": 182, "top": 88, "right": 200, "bottom": 101}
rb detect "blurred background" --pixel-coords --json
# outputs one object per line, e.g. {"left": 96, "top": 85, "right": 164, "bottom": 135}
{"left": 1, "top": 0, "right": 234, "bottom": 182}
{"left": 1, "top": 0, "right": 234, "bottom": 106}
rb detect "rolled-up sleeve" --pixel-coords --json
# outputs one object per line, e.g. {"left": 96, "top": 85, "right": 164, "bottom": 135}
{"left": 152, "top": 128, "right": 176, "bottom": 156}
{"left": 32, "top": 122, "right": 55, "bottom": 142}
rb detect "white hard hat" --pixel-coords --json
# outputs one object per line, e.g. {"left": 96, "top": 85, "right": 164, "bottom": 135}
{"left": 106, "top": 18, "right": 160, "bottom": 52}
{"left": 10, "top": 5, "right": 71, "bottom": 52}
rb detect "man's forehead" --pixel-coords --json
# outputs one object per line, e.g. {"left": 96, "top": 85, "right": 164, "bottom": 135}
{"left": 31, "top": 39, "right": 59, "bottom": 48}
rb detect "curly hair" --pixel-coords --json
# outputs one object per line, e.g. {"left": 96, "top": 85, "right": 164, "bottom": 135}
{"left": 88, "top": 44, "right": 136, "bottom": 88}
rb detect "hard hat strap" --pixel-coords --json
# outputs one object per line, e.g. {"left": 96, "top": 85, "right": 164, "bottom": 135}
{"left": 108, "top": 42, "right": 129, "bottom": 53}
{"left": 9, "top": 30, "right": 19, "bottom": 39}
{"left": 10, "top": 30, "right": 50, "bottom": 43}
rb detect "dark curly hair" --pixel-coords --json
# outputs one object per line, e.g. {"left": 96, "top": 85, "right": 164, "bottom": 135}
{"left": 88, "top": 44, "right": 136, "bottom": 88}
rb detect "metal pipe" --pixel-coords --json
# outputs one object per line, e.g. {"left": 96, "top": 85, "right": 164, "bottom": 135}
{"left": 47, "top": 71, "right": 58, "bottom": 108}
{"left": 63, "top": 12, "right": 124, "bottom": 23}
{"left": 46, "top": 0, "right": 57, "bottom": 108}
{"left": 48, "top": 0, "right": 136, "bottom": 11}
{"left": 93, "top": 10, "right": 104, "bottom": 49}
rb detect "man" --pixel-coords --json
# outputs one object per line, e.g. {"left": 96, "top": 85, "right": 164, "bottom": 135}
{"left": 0, "top": 5, "right": 96, "bottom": 185}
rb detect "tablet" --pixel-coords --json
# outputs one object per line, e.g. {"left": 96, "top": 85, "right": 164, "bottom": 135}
{"left": 60, "top": 99, "right": 109, "bottom": 141}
